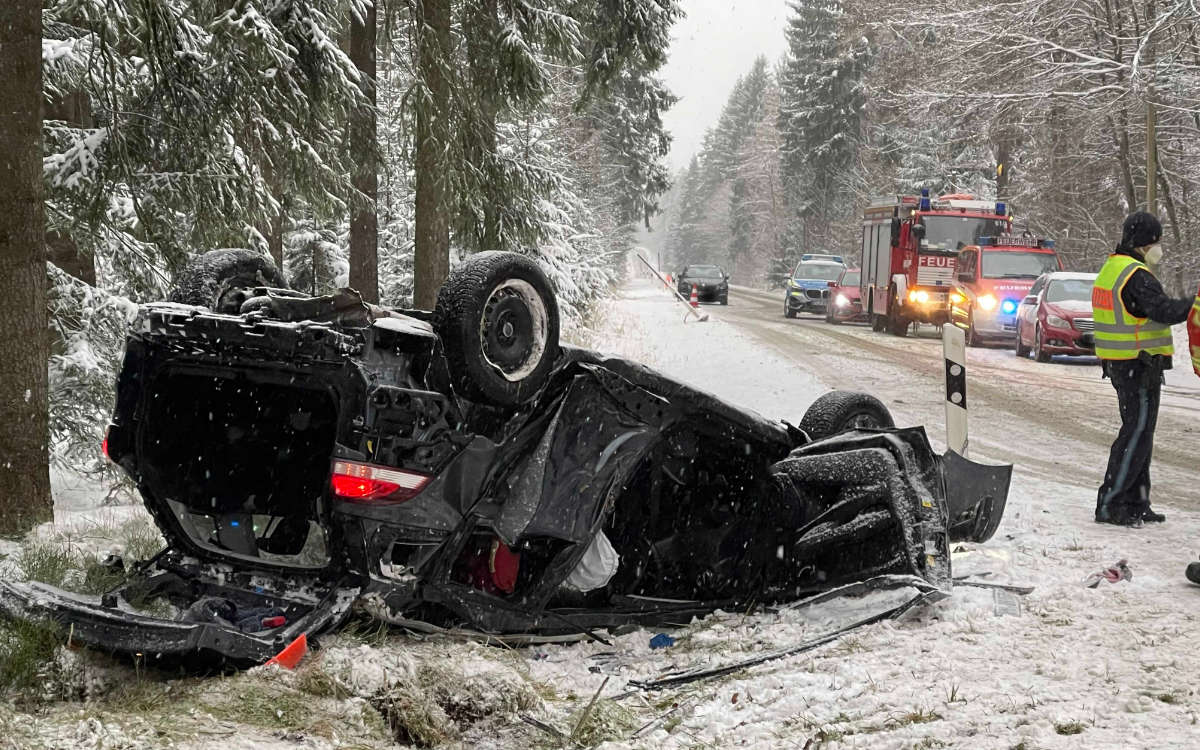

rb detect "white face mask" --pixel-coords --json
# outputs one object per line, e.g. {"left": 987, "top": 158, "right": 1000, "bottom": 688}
{"left": 1145, "top": 244, "right": 1164, "bottom": 266}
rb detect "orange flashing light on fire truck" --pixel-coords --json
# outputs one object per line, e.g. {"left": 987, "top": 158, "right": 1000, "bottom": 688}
{"left": 861, "top": 190, "right": 1011, "bottom": 337}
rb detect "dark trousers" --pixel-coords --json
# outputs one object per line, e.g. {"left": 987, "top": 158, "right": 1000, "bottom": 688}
{"left": 1096, "top": 358, "right": 1162, "bottom": 522}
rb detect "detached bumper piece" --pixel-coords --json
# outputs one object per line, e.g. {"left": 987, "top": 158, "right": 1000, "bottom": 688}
{"left": 941, "top": 449, "right": 1012, "bottom": 543}
{"left": 0, "top": 559, "right": 360, "bottom": 665}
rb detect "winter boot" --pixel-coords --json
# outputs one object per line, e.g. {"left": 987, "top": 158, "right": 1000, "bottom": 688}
{"left": 1187, "top": 561, "right": 1200, "bottom": 586}
{"left": 1142, "top": 508, "right": 1166, "bottom": 523}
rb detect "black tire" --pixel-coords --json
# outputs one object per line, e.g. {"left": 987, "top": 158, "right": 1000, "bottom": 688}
{"left": 433, "top": 251, "right": 560, "bottom": 407}
{"left": 886, "top": 288, "right": 908, "bottom": 337}
{"left": 720, "top": 296, "right": 728, "bottom": 306}
{"left": 169, "top": 249, "right": 288, "bottom": 313}
{"left": 799, "top": 391, "right": 895, "bottom": 440}
{"left": 1015, "top": 326, "right": 1031, "bottom": 358}
{"left": 870, "top": 302, "right": 885, "bottom": 332}
{"left": 1033, "top": 325, "right": 1052, "bottom": 363}
{"left": 784, "top": 303, "right": 797, "bottom": 319}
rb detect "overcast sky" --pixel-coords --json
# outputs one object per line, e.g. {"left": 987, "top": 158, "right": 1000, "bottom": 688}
{"left": 660, "top": 1, "right": 790, "bottom": 173}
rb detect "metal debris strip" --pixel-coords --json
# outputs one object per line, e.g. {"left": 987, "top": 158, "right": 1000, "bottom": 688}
{"left": 628, "top": 579, "right": 946, "bottom": 692}
{"left": 952, "top": 577, "right": 1036, "bottom": 596}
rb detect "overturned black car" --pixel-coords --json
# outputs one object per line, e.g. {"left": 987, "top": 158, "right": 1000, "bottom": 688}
{"left": 0, "top": 250, "right": 1011, "bottom": 664}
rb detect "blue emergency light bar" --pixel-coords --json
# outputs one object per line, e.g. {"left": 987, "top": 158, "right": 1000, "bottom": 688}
{"left": 996, "top": 202, "right": 1007, "bottom": 216}
{"left": 801, "top": 254, "right": 845, "bottom": 264}
{"left": 919, "top": 188, "right": 931, "bottom": 211}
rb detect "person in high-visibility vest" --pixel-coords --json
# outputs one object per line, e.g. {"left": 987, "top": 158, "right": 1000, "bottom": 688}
{"left": 1093, "top": 212, "right": 1194, "bottom": 527}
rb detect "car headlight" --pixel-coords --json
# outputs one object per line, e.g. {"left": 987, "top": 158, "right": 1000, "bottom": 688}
{"left": 1046, "top": 314, "right": 1070, "bottom": 329}
{"left": 836, "top": 294, "right": 849, "bottom": 307}
{"left": 978, "top": 294, "right": 998, "bottom": 311}
{"left": 950, "top": 292, "right": 965, "bottom": 305}
{"left": 907, "top": 290, "right": 930, "bottom": 304}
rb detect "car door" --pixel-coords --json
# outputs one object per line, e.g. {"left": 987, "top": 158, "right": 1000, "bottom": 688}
{"left": 1018, "top": 275, "right": 1048, "bottom": 343}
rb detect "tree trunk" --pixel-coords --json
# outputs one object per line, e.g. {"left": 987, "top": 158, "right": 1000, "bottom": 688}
{"left": 0, "top": 0, "right": 53, "bottom": 534}
{"left": 465, "top": 0, "right": 500, "bottom": 251}
{"left": 265, "top": 208, "right": 285, "bottom": 271}
{"left": 413, "top": 0, "right": 452, "bottom": 309}
{"left": 349, "top": 0, "right": 379, "bottom": 303}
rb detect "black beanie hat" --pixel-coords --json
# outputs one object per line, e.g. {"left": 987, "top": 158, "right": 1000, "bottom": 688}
{"left": 1118, "top": 211, "right": 1162, "bottom": 251}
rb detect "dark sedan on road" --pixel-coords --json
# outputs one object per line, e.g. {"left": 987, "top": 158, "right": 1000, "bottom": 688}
{"left": 676, "top": 264, "right": 729, "bottom": 305}
{"left": 1015, "top": 272, "right": 1097, "bottom": 362}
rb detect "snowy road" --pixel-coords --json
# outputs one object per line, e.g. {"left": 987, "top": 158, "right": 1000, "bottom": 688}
{"left": 718, "top": 284, "right": 1200, "bottom": 511}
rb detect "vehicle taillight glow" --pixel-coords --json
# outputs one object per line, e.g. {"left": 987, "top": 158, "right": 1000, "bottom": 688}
{"left": 101, "top": 427, "right": 111, "bottom": 462}
{"left": 331, "top": 460, "right": 431, "bottom": 503}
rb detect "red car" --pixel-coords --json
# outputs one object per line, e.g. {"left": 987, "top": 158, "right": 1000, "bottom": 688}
{"left": 1014, "top": 272, "right": 1097, "bottom": 362}
{"left": 826, "top": 268, "right": 867, "bottom": 324}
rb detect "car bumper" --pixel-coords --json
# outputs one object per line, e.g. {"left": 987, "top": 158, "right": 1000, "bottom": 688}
{"left": 830, "top": 302, "right": 868, "bottom": 321}
{"left": 0, "top": 573, "right": 361, "bottom": 665}
{"left": 971, "top": 310, "right": 1020, "bottom": 339}
{"left": 678, "top": 287, "right": 726, "bottom": 302}
{"left": 786, "top": 292, "right": 829, "bottom": 311}
{"left": 1041, "top": 326, "right": 1095, "bottom": 355}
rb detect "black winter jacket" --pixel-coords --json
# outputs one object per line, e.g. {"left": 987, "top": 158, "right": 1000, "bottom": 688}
{"left": 1113, "top": 248, "right": 1192, "bottom": 370}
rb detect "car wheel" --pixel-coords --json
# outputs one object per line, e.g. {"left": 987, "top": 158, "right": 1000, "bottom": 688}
{"left": 784, "top": 303, "right": 796, "bottom": 319}
{"left": 886, "top": 289, "right": 908, "bottom": 337}
{"left": 1014, "top": 325, "right": 1031, "bottom": 358}
{"left": 169, "top": 249, "right": 289, "bottom": 313}
{"left": 799, "top": 391, "right": 896, "bottom": 440}
{"left": 720, "top": 296, "right": 728, "bottom": 306}
{"left": 434, "top": 251, "right": 560, "bottom": 406}
{"left": 1033, "top": 325, "right": 1052, "bottom": 363}
{"left": 870, "top": 305, "right": 885, "bottom": 332}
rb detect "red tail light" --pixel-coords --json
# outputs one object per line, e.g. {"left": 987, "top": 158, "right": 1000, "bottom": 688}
{"left": 331, "top": 460, "right": 431, "bottom": 503}
{"left": 101, "top": 427, "right": 111, "bottom": 462}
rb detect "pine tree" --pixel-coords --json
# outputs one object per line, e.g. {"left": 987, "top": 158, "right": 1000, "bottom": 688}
{"left": 779, "top": 0, "right": 867, "bottom": 252}
{"left": 349, "top": 0, "right": 379, "bottom": 302}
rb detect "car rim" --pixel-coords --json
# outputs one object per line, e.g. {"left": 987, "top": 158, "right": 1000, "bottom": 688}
{"left": 480, "top": 279, "right": 548, "bottom": 382}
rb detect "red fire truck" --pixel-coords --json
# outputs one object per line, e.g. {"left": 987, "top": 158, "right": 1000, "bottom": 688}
{"left": 861, "top": 191, "right": 1011, "bottom": 337}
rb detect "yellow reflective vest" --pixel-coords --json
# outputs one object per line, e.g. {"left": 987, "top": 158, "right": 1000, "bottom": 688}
{"left": 1091, "top": 254, "right": 1175, "bottom": 360}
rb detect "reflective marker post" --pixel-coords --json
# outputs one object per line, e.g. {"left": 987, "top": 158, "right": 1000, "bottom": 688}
{"left": 943, "top": 325, "right": 968, "bottom": 457}
{"left": 635, "top": 253, "right": 709, "bottom": 323}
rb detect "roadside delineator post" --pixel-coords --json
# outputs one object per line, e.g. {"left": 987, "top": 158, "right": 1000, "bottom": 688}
{"left": 942, "top": 325, "right": 968, "bottom": 457}
{"left": 634, "top": 254, "right": 709, "bottom": 322}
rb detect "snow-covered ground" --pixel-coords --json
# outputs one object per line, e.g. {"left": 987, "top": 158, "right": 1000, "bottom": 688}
{"left": 8, "top": 276, "right": 1200, "bottom": 749}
